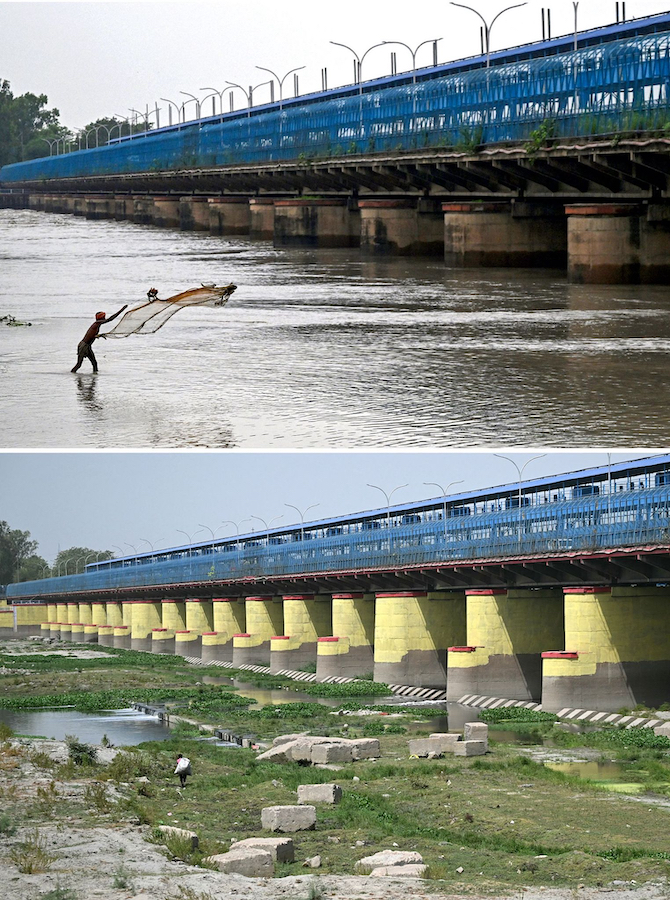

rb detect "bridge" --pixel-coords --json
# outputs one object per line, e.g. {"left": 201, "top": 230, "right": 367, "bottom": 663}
{"left": 2, "top": 14, "right": 670, "bottom": 283}
{"left": 4, "top": 455, "right": 670, "bottom": 713}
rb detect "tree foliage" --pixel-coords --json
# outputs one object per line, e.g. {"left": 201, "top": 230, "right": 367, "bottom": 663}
{"left": 53, "top": 547, "right": 114, "bottom": 576}
{"left": 0, "top": 521, "right": 38, "bottom": 585}
{"left": 0, "top": 78, "right": 65, "bottom": 166}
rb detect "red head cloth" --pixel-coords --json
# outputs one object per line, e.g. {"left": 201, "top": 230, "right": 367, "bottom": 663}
{"left": 95, "top": 312, "right": 106, "bottom": 321}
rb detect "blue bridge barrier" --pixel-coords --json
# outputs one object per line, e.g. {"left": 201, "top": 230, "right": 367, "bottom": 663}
{"left": 2, "top": 28, "right": 670, "bottom": 186}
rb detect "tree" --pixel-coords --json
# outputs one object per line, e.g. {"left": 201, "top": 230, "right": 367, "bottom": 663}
{"left": 18, "top": 554, "right": 50, "bottom": 582}
{"left": 0, "top": 521, "right": 38, "bottom": 584}
{"left": 0, "top": 78, "right": 64, "bottom": 165}
{"left": 80, "top": 116, "right": 150, "bottom": 149}
{"left": 53, "top": 547, "right": 114, "bottom": 576}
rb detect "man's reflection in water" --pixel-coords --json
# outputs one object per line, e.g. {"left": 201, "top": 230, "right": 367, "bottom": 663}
{"left": 74, "top": 373, "right": 103, "bottom": 413}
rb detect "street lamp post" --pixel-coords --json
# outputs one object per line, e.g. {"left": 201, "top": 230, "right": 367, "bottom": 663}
{"left": 493, "top": 454, "right": 546, "bottom": 549}
{"left": 179, "top": 91, "right": 201, "bottom": 121}
{"left": 250, "top": 515, "right": 284, "bottom": 540}
{"left": 221, "top": 519, "right": 253, "bottom": 571}
{"left": 330, "top": 40, "right": 387, "bottom": 138}
{"left": 200, "top": 86, "right": 236, "bottom": 117}
{"left": 41, "top": 137, "right": 58, "bottom": 156}
{"left": 450, "top": 2, "right": 527, "bottom": 68}
{"left": 160, "top": 98, "right": 184, "bottom": 129}
{"left": 382, "top": 38, "right": 442, "bottom": 84}
{"left": 255, "top": 65, "right": 306, "bottom": 111}
{"left": 284, "top": 503, "right": 319, "bottom": 566}
{"left": 367, "top": 483, "right": 408, "bottom": 558}
{"left": 225, "top": 80, "right": 273, "bottom": 118}
{"left": 423, "top": 480, "right": 465, "bottom": 547}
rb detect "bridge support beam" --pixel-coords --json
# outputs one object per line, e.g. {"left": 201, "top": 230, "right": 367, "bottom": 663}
{"left": 316, "top": 593, "right": 375, "bottom": 679}
{"left": 185, "top": 599, "right": 214, "bottom": 636}
{"left": 132, "top": 196, "right": 154, "bottom": 225}
{"left": 273, "top": 199, "right": 360, "bottom": 248}
{"left": 83, "top": 625, "right": 99, "bottom": 643}
{"left": 373, "top": 590, "right": 466, "bottom": 689}
{"left": 151, "top": 628, "right": 175, "bottom": 654}
{"left": 249, "top": 198, "right": 275, "bottom": 240}
{"left": 131, "top": 600, "right": 163, "bottom": 652}
{"left": 151, "top": 197, "right": 181, "bottom": 228}
{"left": 233, "top": 595, "right": 283, "bottom": 667}
{"left": 105, "top": 601, "right": 123, "bottom": 629}
{"left": 77, "top": 602, "right": 92, "bottom": 625}
{"left": 175, "top": 630, "right": 201, "bottom": 658}
{"left": 209, "top": 198, "right": 252, "bottom": 235}
{"left": 566, "top": 204, "right": 670, "bottom": 284}
{"left": 447, "top": 588, "right": 564, "bottom": 702}
{"left": 86, "top": 197, "right": 113, "bottom": 220}
{"left": 113, "top": 624, "right": 131, "bottom": 649}
{"left": 443, "top": 201, "right": 567, "bottom": 268}
{"left": 270, "top": 594, "right": 332, "bottom": 673}
{"left": 91, "top": 601, "right": 106, "bottom": 628}
{"left": 204, "top": 597, "right": 246, "bottom": 662}
{"left": 114, "top": 196, "right": 134, "bottom": 221}
{"left": 359, "top": 199, "right": 443, "bottom": 256}
{"left": 15, "top": 603, "right": 48, "bottom": 637}
{"left": 542, "top": 586, "right": 670, "bottom": 711}
{"left": 179, "top": 196, "right": 210, "bottom": 231}
{"left": 98, "top": 625, "right": 115, "bottom": 646}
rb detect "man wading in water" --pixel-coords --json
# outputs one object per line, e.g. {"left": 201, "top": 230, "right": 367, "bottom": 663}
{"left": 71, "top": 305, "right": 127, "bottom": 373}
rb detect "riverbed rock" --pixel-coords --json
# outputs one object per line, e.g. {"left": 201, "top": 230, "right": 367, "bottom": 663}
{"left": 204, "top": 846, "right": 273, "bottom": 877}
{"left": 408, "top": 735, "right": 460, "bottom": 757}
{"left": 453, "top": 739, "right": 487, "bottom": 756}
{"left": 368, "top": 864, "right": 427, "bottom": 877}
{"left": 261, "top": 805, "right": 316, "bottom": 832}
{"left": 355, "top": 850, "right": 424, "bottom": 873}
{"left": 157, "top": 825, "right": 198, "bottom": 849}
{"left": 297, "top": 783, "right": 342, "bottom": 804}
{"left": 232, "top": 836, "right": 295, "bottom": 862}
{"left": 463, "top": 722, "right": 489, "bottom": 748}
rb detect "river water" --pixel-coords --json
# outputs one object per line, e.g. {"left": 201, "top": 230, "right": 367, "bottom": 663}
{"left": 2, "top": 208, "right": 670, "bottom": 448}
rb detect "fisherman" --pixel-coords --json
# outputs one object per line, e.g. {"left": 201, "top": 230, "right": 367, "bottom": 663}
{"left": 147, "top": 287, "right": 159, "bottom": 302}
{"left": 71, "top": 305, "right": 127, "bottom": 373}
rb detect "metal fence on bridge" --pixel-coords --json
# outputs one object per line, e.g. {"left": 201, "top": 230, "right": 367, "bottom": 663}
{"left": 1, "top": 31, "right": 669, "bottom": 185}
{"left": 8, "top": 486, "right": 670, "bottom": 599}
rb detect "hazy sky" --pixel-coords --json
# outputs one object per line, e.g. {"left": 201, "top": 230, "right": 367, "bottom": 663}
{"left": 1, "top": 1, "right": 669, "bottom": 129}
{"left": 0, "top": 449, "right": 660, "bottom": 562}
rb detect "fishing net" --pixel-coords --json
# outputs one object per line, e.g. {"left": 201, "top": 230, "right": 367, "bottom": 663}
{"left": 104, "top": 284, "right": 237, "bottom": 337}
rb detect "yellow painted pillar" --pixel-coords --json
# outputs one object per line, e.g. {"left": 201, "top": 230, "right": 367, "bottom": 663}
{"left": 56, "top": 602, "right": 68, "bottom": 625}
{"left": 233, "top": 595, "right": 283, "bottom": 667}
{"left": 60, "top": 622, "right": 72, "bottom": 641}
{"left": 113, "top": 625, "right": 131, "bottom": 649}
{"left": 175, "top": 630, "right": 201, "bottom": 658}
{"left": 271, "top": 594, "right": 331, "bottom": 673}
{"left": 41, "top": 622, "right": 52, "bottom": 637}
{"left": 130, "top": 600, "right": 163, "bottom": 652}
{"left": 542, "top": 586, "right": 670, "bottom": 712}
{"left": 373, "top": 590, "right": 466, "bottom": 688}
{"left": 98, "top": 624, "right": 115, "bottom": 646}
{"left": 317, "top": 593, "right": 375, "bottom": 679}
{"left": 67, "top": 602, "right": 79, "bottom": 625}
{"left": 91, "top": 602, "right": 107, "bottom": 627}
{"left": 447, "top": 588, "right": 564, "bottom": 702}
{"left": 77, "top": 602, "right": 92, "bottom": 625}
{"left": 15, "top": 604, "right": 48, "bottom": 637}
{"left": 122, "top": 601, "right": 133, "bottom": 628}
{"left": 49, "top": 621, "right": 61, "bottom": 638}
{"left": 105, "top": 601, "right": 123, "bottom": 627}
{"left": 71, "top": 622, "right": 85, "bottom": 642}
{"left": 204, "top": 598, "right": 245, "bottom": 662}
{"left": 151, "top": 628, "right": 175, "bottom": 654}
{"left": 47, "top": 603, "right": 57, "bottom": 621}
{"left": 83, "top": 624, "right": 98, "bottom": 643}
{"left": 185, "top": 599, "right": 214, "bottom": 634}
{"left": 161, "top": 600, "right": 186, "bottom": 632}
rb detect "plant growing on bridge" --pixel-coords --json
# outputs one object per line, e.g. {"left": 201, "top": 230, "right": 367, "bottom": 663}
{"left": 524, "top": 118, "right": 556, "bottom": 157}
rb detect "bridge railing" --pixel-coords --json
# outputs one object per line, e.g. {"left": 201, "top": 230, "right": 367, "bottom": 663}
{"left": 2, "top": 32, "right": 669, "bottom": 185}
{"left": 8, "top": 487, "right": 670, "bottom": 599}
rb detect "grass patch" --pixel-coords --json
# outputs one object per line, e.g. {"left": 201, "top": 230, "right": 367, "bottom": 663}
{"left": 9, "top": 828, "right": 55, "bottom": 873}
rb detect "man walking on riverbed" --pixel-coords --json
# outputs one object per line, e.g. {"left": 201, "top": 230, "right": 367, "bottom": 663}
{"left": 71, "top": 305, "right": 127, "bottom": 373}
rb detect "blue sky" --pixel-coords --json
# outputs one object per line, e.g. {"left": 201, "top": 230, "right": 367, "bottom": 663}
{"left": 0, "top": 450, "right": 660, "bottom": 562}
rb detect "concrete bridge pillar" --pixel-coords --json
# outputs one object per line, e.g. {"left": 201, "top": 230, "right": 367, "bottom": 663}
{"left": 204, "top": 597, "right": 246, "bottom": 662}
{"left": 175, "top": 630, "right": 202, "bottom": 658}
{"left": 97, "top": 625, "right": 115, "bottom": 646}
{"left": 67, "top": 602, "right": 79, "bottom": 625}
{"left": 131, "top": 600, "right": 163, "bottom": 652}
{"left": 359, "top": 199, "right": 443, "bottom": 256}
{"left": 447, "top": 588, "right": 564, "bottom": 702}
{"left": 373, "top": 590, "right": 466, "bottom": 689}
{"left": 77, "top": 602, "right": 92, "bottom": 625}
{"left": 209, "top": 198, "right": 252, "bottom": 235}
{"left": 28, "top": 194, "right": 45, "bottom": 211}
{"left": 132, "top": 196, "right": 154, "bottom": 225}
{"left": 113, "top": 196, "right": 134, "bottom": 221}
{"left": 60, "top": 622, "right": 72, "bottom": 641}
{"left": 273, "top": 199, "right": 359, "bottom": 248}
{"left": 47, "top": 603, "right": 57, "bottom": 622}
{"left": 542, "top": 586, "right": 670, "bottom": 712}
{"left": 249, "top": 198, "right": 275, "bottom": 240}
{"left": 151, "top": 197, "right": 181, "bottom": 228}
{"left": 122, "top": 601, "right": 133, "bottom": 629}
{"left": 105, "top": 601, "right": 123, "bottom": 628}
{"left": 566, "top": 203, "right": 670, "bottom": 285}
{"left": 15, "top": 604, "right": 48, "bottom": 637}
{"left": 61, "top": 196, "right": 76, "bottom": 214}
{"left": 71, "top": 623, "right": 85, "bottom": 642}
{"left": 0, "top": 607, "right": 14, "bottom": 637}
{"left": 232, "top": 595, "right": 283, "bottom": 667}
{"left": 443, "top": 201, "right": 567, "bottom": 268}
{"left": 83, "top": 625, "right": 98, "bottom": 644}
{"left": 151, "top": 629, "right": 175, "bottom": 654}
{"left": 179, "top": 196, "right": 211, "bottom": 231}
{"left": 270, "top": 594, "right": 332, "bottom": 673}
{"left": 113, "top": 625, "right": 131, "bottom": 649}
{"left": 316, "top": 593, "right": 375, "bottom": 679}
{"left": 56, "top": 602, "right": 68, "bottom": 626}
{"left": 161, "top": 599, "right": 186, "bottom": 633}
{"left": 86, "top": 197, "right": 113, "bottom": 220}
{"left": 49, "top": 621, "right": 61, "bottom": 638}
{"left": 91, "top": 602, "right": 106, "bottom": 627}
{"left": 185, "top": 599, "right": 214, "bottom": 635}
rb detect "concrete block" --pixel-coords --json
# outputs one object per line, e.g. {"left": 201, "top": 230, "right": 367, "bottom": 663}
{"left": 232, "top": 837, "right": 294, "bottom": 863}
{"left": 350, "top": 738, "right": 380, "bottom": 759}
{"left": 256, "top": 743, "right": 298, "bottom": 762}
{"left": 654, "top": 722, "right": 670, "bottom": 737}
{"left": 204, "top": 847, "right": 273, "bottom": 877}
{"left": 157, "top": 825, "right": 198, "bottom": 849}
{"left": 463, "top": 722, "right": 489, "bottom": 747}
{"left": 409, "top": 735, "right": 460, "bottom": 757}
{"left": 453, "top": 740, "right": 487, "bottom": 757}
{"left": 289, "top": 738, "right": 321, "bottom": 762}
{"left": 369, "top": 865, "right": 427, "bottom": 877}
{"left": 310, "top": 743, "right": 353, "bottom": 764}
{"left": 261, "top": 805, "right": 316, "bottom": 832}
{"left": 355, "top": 850, "right": 424, "bottom": 872}
{"left": 297, "top": 783, "right": 343, "bottom": 805}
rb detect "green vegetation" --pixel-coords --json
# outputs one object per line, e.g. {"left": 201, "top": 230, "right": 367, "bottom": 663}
{"left": 65, "top": 735, "right": 97, "bottom": 766}
{"left": 8, "top": 829, "right": 55, "bottom": 873}
{"left": 480, "top": 707, "right": 558, "bottom": 724}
